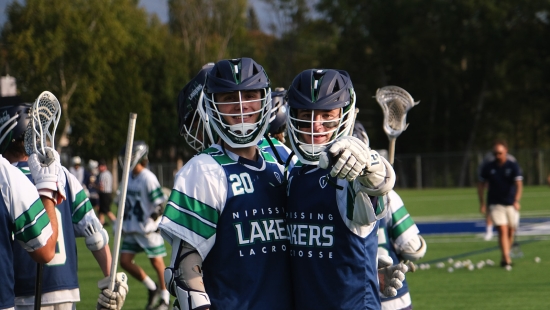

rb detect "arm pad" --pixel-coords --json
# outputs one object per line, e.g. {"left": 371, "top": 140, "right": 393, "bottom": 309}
{"left": 85, "top": 222, "right": 109, "bottom": 251}
{"left": 398, "top": 235, "right": 427, "bottom": 261}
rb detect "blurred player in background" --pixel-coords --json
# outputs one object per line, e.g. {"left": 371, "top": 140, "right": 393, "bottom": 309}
{"left": 0, "top": 96, "right": 126, "bottom": 310}
{"left": 284, "top": 69, "right": 402, "bottom": 309}
{"left": 97, "top": 159, "right": 117, "bottom": 226}
{"left": 118, "top": 141, "right": 169, "bottom": 310}
{"left": 160, "top": 58, "right": 292, "bottom": 310}
{"left": 85, "top": 159, "right": 100, "bottom": 212}
{"left": 478, "top": 151, "right": 517, "bottom": 241}
{"left": 0, "top": 96, "right": 60, "bottom": 310}
{"left": 478, "top": 140, "right": 523, "bottom": 269}
{"left": 69, "top": 155, "right": 86, "bottom": 186}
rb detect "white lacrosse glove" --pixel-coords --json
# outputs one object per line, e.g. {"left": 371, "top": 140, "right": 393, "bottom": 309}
{"left": 319, "top": 136, "right": 371, "bottom": 181}
{"left": 97, "top": 272, "right": 129, "bottom": 310}
{"left": 378, "top": 254, "right": 408, "bottom": 297}
{"left": 28, "top": 147, "right": 66, "bottom": 204}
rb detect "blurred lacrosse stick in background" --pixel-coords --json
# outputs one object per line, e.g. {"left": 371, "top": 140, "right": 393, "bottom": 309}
{"left": 375, "top": 86, "right": 419, "bottom": 165}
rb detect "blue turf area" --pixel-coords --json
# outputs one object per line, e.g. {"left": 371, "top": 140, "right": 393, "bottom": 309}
{"left": 417, "top": 217, "right": 550, "bottom": 235}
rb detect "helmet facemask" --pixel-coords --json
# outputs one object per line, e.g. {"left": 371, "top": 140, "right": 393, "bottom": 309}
{"left": 288, "top": 103, "right": 355, "bottom": 165}
{"left": 203, "top": 88, "right": 272, "bottom": 148}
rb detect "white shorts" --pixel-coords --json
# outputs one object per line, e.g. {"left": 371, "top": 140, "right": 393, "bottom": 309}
{"left": 121, "top": 232, "right": 167, "bottom": 257}
{"left": 15, "top": 303, "right": 75, "bottom": 310}
{"left": 489, "top": 204, "right": 520, "bottom": 228}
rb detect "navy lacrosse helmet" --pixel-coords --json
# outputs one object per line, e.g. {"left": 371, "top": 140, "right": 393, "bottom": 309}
{"left": 269, "top": 87, "right": 288, "bottom": 136}
{"left": 0, "top": 96, "right": 32, "bottom": 154}
{"left": 177, "top": 63, "right": 215, "bottom": 152}
{"left": 286, "top": 69, "right": 356, "bottom": 164}
{"left": 202, "top": 57, "right": 272, "bottom": 148}
{"left": 118, "top": 140, "right": 149, "bottom": 171}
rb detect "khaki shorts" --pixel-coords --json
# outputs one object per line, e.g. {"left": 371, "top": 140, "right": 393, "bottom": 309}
{"left": 16, "top": 303, "right": 75, "bottom": 310}
{"left": 489, "top": 204, "right": 520, "bottom": 228}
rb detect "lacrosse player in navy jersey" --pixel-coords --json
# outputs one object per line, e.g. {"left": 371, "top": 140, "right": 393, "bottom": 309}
{"left": 160, "top": 57, "right": 292, "bottom": 310}
{"left": 0, "top": 96, "right": 127, "bottom": 310}
{"left": 285, "top": 69, "right": 405, "bottom": 310}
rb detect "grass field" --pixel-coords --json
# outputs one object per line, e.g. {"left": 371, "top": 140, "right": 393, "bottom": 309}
{"left": 75, "top": 186, "right": 550, "bottom": 309}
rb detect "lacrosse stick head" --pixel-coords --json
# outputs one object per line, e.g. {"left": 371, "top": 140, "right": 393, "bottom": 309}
{"left": 0, "top": 96, "right": 32, "bottom": 154}
{"left": 24, "top": 91, "right": 61, "bottom": 156}
{"left": 375, "top": 86, "right": 419, "bottom": 139}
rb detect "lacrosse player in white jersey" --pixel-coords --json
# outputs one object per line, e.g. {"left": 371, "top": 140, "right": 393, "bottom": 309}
{"left": 354, "top": 120, "right": 427, "bottom": 310}
{"left": 117, "top": 140, "right": 169, "bottom": 310}
{"left": 0, "top": 96, "right": 127, "bottom": 310}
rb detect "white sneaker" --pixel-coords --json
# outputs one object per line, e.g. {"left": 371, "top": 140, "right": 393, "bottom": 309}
{"left": 483, "top": 231, "right": 493, "bottom": 241}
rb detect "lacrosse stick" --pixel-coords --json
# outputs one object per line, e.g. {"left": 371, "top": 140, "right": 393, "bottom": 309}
{"left": 109, "top": 113, "right": 137, "bottom": 291}
{"left": 24, "top": 91, "right": 61, "bottom": 156}
{"left": 375, "top": 86, "right": 419, "bottom": 165}
{"left": 23, "top": 91, "right": 61, "bottom": 310}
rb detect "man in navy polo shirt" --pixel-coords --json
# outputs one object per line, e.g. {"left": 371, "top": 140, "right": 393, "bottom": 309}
{"left": 478, "top": 140, "right": 523, "bottom": 269}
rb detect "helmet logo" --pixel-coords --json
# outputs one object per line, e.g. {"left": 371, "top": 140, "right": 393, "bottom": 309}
{"left": 274, "top": 172, "right": 281, "bottom": 184}
{"left": 319, "top": 175, "right": 328, "bottom": 189}
{"left": 0, "top": 111, "right": 10, "bottom": 125}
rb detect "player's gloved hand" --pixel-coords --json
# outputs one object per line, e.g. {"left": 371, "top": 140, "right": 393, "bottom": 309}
{"left": 151, "top": 205, "right": 163, "bottom": 221}
{"left": 319, "top": 136, "right": 370, "bottom": 181}
{"left": 97, "top": 272, "right": 129, "bottom": 310}
{"left": 28, "top": 147, "right": 66, "bottom": 204}
{"left": 378, "top": 254, "right": 408, "bottom": 297}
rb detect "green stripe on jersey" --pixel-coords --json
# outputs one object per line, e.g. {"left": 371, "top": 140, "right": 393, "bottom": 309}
{"left": 376, "top": 196, "right": 385, "bottom": 215}
{"left": 392, "top": 216, "right": 414, "bottom": 238}
{"left": 14, "top": 201, "right": 51, "bottom": 243}
{"left": 392, "top": 206, "right": 409, "bottom": 223}
{"left": 18, "top": 167, "right": 31, "bottom": 175}
{"left": 72, "top": 190, "right": 93, "bottom": 223}
{"left": 164, "top": 204, "right": 217, "bottom": 239}
{"left": 169, "top": 191, "right": 219, "bottom": 224}
{"left": 149, "top": 187, "right": 164, "bottom": 202}
{"left": 261, "top": 150, "right": 277, "bottom": 164}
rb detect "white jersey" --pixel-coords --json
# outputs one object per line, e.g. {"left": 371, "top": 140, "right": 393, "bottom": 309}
{"left": 1, "top": 155, "right": 52, "bottom": 310}
{"left": 378, "top": 190, "right": 420, "bottom": 310}
{"left": 120, "top": 168, "right": 166, "bottom": 234}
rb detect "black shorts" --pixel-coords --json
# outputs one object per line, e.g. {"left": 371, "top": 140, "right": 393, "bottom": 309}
{"left": 98, "top": 192, "right": 113, "bottom": 214}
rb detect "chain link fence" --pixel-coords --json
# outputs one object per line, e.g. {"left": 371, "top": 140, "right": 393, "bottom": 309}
{"left": 148, "top": 149, "right": 549, "bottom": 190}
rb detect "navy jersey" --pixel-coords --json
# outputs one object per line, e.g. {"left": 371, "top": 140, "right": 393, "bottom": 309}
{"left": 160, "top": 145, "right": 292, "bottom": 309}
{"left": 13, "top": 162, "right": 80, "bottom": 296}
{"left": 480, "top": 160, "right": 523, "bottom": 205}
{"left": 286, "top": 164, "right": 380, "bottom": 310}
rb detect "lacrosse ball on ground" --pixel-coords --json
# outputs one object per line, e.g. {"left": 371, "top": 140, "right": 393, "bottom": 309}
{"left": 447, "top": 258, "right": 454, "bottom": 264}
{"left": 436, "top": 262, "right": 445, "bottom": 269}
{"left": 468, "top": 264, "right": 475, "bottom": 271}
{"left": 447, "top": 267, "right": 454, "bottom": 273}
{"left": 534, "top": 257, "right": 541, "bottom": 263}
{"left": 485, "top": 259, "right": 495, "bottom": 266}
{"left": 505, "top": 265, "right": 512, "bottom": 271}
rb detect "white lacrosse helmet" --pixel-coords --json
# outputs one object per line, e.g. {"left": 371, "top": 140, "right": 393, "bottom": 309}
{"left": 286, "top": 69, "right": 356, "bottom": 165}
{"left": 119, "top": 140, "right": 149, "bottom": 171}
{"left": 201, "top": 58, "right": 272, "bottom": 148}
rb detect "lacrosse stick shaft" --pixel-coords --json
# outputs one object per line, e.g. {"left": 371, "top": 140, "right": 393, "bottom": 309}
{"left": 109, "top": 113, "right": 137, "bottom": 291}
{"left": 388, "top": 137, "right": 396, "bottom": 165}
{"left": 34, "top": 263, "right": 43, "bottom": 310}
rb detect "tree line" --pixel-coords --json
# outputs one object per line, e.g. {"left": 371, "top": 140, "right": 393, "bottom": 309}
{"left": 1, "top": 0, "right": 549, "bottom": 164}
